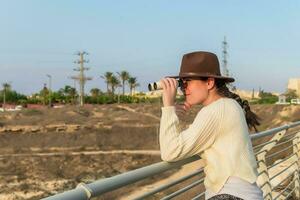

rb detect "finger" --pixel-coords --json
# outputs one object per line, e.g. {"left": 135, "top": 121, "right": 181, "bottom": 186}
{"left": 160, "top": 79, "right": 167, "bottom": 90}
{"left": 184, "top": 101, "right": 192, "bottom": 110}
{"left": 172, "top": 78, "right": 178, "bottom": 91}
{"left": 165, "top": 78, "right": 172, "bottom": 89}
{"left": 182, "top": 102, "right": 190, "bottom": 111}
{"left": 166, "top": 78, "right": 175, "bottom": 89}
{"left": 173, "top": 78, "right": 179, "bottom": 88}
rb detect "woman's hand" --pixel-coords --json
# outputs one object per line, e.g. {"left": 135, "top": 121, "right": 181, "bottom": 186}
{"left": 160, "top": 78, "right": 178, "bottom": 107}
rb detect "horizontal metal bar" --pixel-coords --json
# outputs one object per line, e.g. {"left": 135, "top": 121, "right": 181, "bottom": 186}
{"left": 42, "top": 187, "right": 89, "bottom": 200}
{"left": 45, "top": 156, "right": 200, "bottom": 200}
{"left": 259, "top": 178, "right": 272, "bottom": 189}
{"left": 267, "top": 153, "right": 297, "bottom": 170}
{"left": 273, "top": 178, "right": 296, "bottom": 200}
{"left": 266, "top": 144, "right": 296, "bottom": 160}
{"left": 255, "top": 149, "right": 268, "bottom": 156}
{"left": 271, "top": 169, "right": 295, "bottom": 189}
{"left": 256, "top": 132, "right": 298, "bottom": 156}
{"left": 263, "top": 192, "right": 272, "bottom": 200}
{"left": 251, "top": 121, "right": 300, "bottom": 140}
{"left": 44, "top": 121, "right": 300, "bottom": 200}
{"left": 191, "top": 191, "right": 205, "bottom": 200}
{"left": 89, "top": 155, "right": 200, "bottom": 196}
{"left": 133, "top": 169, "right": 204, "bottom": 200}
{"left": 161, "top": 178, "right": 204, "bottom": 200}
{"left": 253, "top": 140, "right": 276, "bottom": 151}
{"left": 281, "top": 130, "right": 299, "bottom": 140}
{"left": 274, "top": 136, "right": 299, "bottom": 148}
{"left": 270, "top": 161, "right": 297, "bottom": 181}
{"left": 284, "top": 186, "right": 298, "bottom": 199}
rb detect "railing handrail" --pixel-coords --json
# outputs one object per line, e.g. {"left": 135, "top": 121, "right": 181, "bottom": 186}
{"left": 43, "top": 121, "right": 300, "bottom": 200}
{"left": 251, "top": 121, "right": 300, "bottom": 140}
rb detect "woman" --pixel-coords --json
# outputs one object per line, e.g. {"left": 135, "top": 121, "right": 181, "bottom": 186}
{"left": 159, "top": 51, "right": 263, "bottom": 200}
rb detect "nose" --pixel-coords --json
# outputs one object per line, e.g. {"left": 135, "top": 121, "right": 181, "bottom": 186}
{"left": 184, "top": 87, "right": 191, "bottom": 95}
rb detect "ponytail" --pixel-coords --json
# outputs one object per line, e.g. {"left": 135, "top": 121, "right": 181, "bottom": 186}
{"left": 216, "top": 80, "right": 260, "bottom": 132}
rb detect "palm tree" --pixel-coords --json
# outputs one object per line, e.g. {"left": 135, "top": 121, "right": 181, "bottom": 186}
{"left": 117, "top": 71, "right": 130, "bottom": 95}
{"left": 58, "top": 85, "right": 77, "bottom": 104}
{"left": 100, "top": 72, "right": 113, "bottom": 94}
{"left": 90, "top": 88, "right": 101, "bottom": 98}
{"left": 128, "top": 77, "right": 140, "bottom": 96}
{"left": 40, "top": 83, "right": 49, "bottom": 105}
{"left": 2, "top": 82, "right": 11, "bottom": 109}
{"left": 68, "top": 87, "right": 77, "bottom": 104}
{"left": 110, "top": 75, "right": 121, "bottom": 95}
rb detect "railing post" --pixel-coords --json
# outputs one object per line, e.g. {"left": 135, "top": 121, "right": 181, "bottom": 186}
{"left": 256, "top": 130, "right": 286, "bottom": 200}
{"left": 293, "top": 132, "right": 300, "bottom": 199}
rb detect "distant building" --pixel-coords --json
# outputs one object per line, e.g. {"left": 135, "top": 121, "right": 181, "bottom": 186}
{"left": 287, "top": 78, "right": 300, "bottom": 97}
{"left": 291, "top": 99, "right": 300, "bottom": 105}
{"left": 276, "top": 95, "right": 289, "bottom": 105}
{"left": 234, "top": 89, "right": 259, "bottom": 99}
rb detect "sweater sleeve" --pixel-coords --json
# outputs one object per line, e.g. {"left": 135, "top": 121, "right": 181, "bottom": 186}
{"left": 159, "top": 105, "right": 221, "bottom": 162}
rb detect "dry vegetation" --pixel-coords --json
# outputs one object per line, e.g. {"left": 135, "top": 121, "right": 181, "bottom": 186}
{"left": 0, "top": 103, "right": 300, "bottom": 199}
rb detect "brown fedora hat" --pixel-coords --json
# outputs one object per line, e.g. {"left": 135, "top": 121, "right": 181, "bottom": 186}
{"left": 168, "top": 51, "right": 235, "bottom": 83}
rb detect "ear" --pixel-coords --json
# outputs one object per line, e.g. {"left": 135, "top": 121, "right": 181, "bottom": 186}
{"left": 207, "top": 78, "right": 216, "bottom": 90}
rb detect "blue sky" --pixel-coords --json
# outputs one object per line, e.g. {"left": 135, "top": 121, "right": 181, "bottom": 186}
{"left": 0, "top": 1, "right": 299, "bottom": 94}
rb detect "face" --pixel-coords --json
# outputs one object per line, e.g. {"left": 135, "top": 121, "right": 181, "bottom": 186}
{"left": 180, "top": 77, "right": 215, "bottom": 105}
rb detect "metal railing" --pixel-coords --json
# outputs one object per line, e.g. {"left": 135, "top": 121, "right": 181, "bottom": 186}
{"left": 43, "top": 121, "right": 300, "bottom": 200}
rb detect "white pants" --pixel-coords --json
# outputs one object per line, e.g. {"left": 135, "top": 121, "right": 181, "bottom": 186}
{"left": 205, "top": 176, "right": 263, "bottom": 200}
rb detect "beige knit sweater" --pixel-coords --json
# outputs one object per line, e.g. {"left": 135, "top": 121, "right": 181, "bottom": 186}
{"left": 159, "top": 97, "right": 259, "bottom": 193}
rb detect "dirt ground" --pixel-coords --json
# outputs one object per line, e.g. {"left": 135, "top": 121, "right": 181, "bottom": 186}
{"left": 0, "top": 103, "right": 300, "bottom": 199}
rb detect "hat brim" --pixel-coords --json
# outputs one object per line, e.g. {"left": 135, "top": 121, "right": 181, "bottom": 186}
{"left": 167, "top": 75, "right": 235, "bottom": 83}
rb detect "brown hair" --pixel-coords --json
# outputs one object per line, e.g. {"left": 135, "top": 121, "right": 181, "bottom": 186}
{"left": 215, "top": 80, "right": 260, "bottom": 132}
{"left": 181, "top": 77, "right": 260, "bottom": 132}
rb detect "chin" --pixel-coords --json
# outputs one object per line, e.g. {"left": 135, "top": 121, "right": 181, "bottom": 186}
{"left": 186, "top": 99, "right": 195, "bottom": 106}
{"left": 187, "top": 98, "right": 203, "bottom": 106}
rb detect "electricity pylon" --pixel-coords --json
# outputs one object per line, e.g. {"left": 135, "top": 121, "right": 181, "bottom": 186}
{"left": 71, "top": 51, "right": 92, "bottom": 106}
{"left": 222, "top": 36, "right": 235, "bottom": 90}
{"left": 222, "top": 36, "right": 229, "bottom": 77}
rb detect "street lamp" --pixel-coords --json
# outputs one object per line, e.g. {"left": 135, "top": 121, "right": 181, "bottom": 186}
{"left": 46, "top": 74, "right": 52, "bottom": 107}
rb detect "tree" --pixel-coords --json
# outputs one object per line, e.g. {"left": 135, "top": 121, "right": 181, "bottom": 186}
{"left": 60, "top": 85, "right": 77, "bottom": 104}
{"left": 90, "top": 88, "right": 101, "bottom": 98}
{"left": 128, "top": 77, "right": 140, "bottom": 96}
{"left": 68, "top": 87, "right": 77, "bottom": 104}
{"left": 110, "top": 75, "right": 121, "bottom": 95}
{"left": 258, "top": 90, "right": 278, "bottom": 104}
{"left": 101, "top": 72, "right": 113, "bottom": 94}
{"left": 1, "top": 83, "right": 12, "bottom": 107}
{"left": 39, "top": 83, "right": 49, "bottom": 105}
{"left": 284, "top": 89, "right": 298, "bottom": 102}
{"left": 251, "top": 88, "right": 255, "bottom": 99}
{"left": 117, "top": 71, "right": 130, "bottom": 95}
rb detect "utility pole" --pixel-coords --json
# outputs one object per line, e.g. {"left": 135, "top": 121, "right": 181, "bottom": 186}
{"left": 71, "top": 51, "right": 92, "bottom": 106}
{"left": 222, "top": 36, "right": 235, "bottom": 90}
{"left": 46, "top": 74, "right": 52, "bottom": 107}
{"left": 222, "top": 36, "right": 229, "bottom": 77}
{"left": 2, "top": 82, "right": 11, "bottom": 112}
{"left": 2, "top": 88, "right": 5, "bottom": 112}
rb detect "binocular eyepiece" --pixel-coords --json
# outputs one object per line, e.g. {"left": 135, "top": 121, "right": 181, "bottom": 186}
{"left": 148, "top": 79, "right": 183, "bottom": 91}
